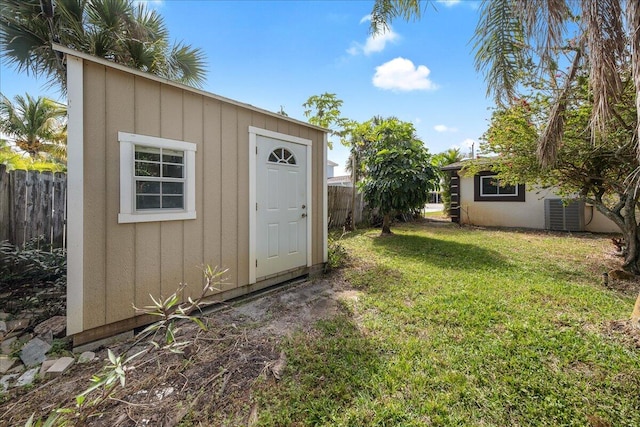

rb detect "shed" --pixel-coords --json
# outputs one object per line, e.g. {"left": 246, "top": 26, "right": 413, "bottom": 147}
{"left": 59, "top": 46, "right": 329, "bottom": 346}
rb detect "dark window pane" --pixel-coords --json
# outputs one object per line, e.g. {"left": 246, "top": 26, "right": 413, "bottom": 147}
{"left": 162, "top": 149, "right": 184, "bottom": 164}
{"left": 499, "top": 183, "right": 516, "bottom": 195}
{"left": 162, "top": 164, "right": 183, "bottom": 178}
{"left": 481, "top": 177, "right": 498, "bottom": 195}
{"left": 136, "top": 195, "right": 160, "bottom": 210}
{"left": 269, "top": 152, "right": 278, "bottom": 162}
{"left": 162, "top": 195, "right": 184, "bottom": 209}
{"left": 135, "top": 148, "right": 160, "bottom": 162}
{"left": 162, "top": 182, "right": 183, "bottom": 195}
{"left": 136, "top": 181, "right": 160, "bottom": 194}
{"left": 135, "top": 162, "right": 160, "bottom": 177}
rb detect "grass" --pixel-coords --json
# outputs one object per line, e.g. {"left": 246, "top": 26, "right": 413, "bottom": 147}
{"left": 254, "top": 223, "right": 640, "bottom": 427}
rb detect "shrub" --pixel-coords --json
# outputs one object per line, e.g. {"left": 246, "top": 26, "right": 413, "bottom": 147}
{"left": 0, "top": 237, "right": 66, "bottom": 286}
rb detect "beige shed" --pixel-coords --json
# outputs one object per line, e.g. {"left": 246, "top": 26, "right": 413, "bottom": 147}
{"left": 58, "top": 46, "right": 329, "bottom": 346}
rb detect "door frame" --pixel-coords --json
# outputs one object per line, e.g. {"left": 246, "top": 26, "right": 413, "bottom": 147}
{"left": 248, "top": 126, "right": 312, "bottom": 284}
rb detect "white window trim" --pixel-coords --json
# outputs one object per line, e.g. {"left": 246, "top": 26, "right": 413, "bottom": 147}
{"left": 480, "top": 175, "right": 518, "bottom": 197}
{"left": 118, "top": 131, "right": 197, "bottom": 223}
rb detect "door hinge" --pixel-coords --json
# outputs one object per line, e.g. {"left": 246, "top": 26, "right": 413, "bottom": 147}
{"left": 256, "top": 259, "right": 258, "bottom": 267}
{"left": 256, "top": 146, "right": 258, "bottom": 154}
{"left": 256, "top": 202, "right": 258, "bottom": 211}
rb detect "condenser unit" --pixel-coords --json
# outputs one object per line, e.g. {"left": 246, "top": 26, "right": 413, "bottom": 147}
{"left": 544, "top": 199, "right": 585, "bottom": 231}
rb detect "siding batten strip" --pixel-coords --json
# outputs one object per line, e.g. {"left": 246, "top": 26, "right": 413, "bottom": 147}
{"left": 66, "top": 55, "right": 84, "bottom": 335}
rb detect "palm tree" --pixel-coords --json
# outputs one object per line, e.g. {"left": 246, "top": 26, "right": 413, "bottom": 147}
{"left": 0, "top": 0, "right": 207, "bottom": 90}
{"left": 0, "top": 93, "right": 67, "bottom": 160}
{"left": 370, "top": 0, "right": 640, "bottom": 167}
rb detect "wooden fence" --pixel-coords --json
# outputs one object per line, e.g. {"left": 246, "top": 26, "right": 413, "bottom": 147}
{"left": 0, "top": 164, "right": 67, "bottom": 249}
{"left": 327, "top": 185, "right": 366, "bottom": 229}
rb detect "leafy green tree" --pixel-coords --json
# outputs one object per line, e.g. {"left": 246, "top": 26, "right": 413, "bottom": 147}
{"left": 0, "top": 93, "right": 66, "bottom": 162}
{"left": 303, "top": 92, "right": 349, "bottom": 149}
{"left": 432, "top": 148, "right": 462, "bottom": 216}
{"left": 0, "top": 0, "right": 207, "bottom": 90}
{"left": 360, "top": 117, "right": 437, "bottom": 234}
{"left": 474, "top": 71, "right": 639, "bottom": 272}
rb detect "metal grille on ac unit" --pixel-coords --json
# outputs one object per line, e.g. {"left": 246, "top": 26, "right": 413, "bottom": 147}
{"left": 544, "top": 199, "right": 584, "bottom": 231}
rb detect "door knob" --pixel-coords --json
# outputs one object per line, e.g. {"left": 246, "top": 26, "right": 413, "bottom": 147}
{"left": 301, "top": 213, "right": 307, "bottom": 218}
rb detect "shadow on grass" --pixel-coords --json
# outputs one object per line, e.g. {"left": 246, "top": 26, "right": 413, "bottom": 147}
{"left": 370, "top": 232, "right": 508, "bottom": 272}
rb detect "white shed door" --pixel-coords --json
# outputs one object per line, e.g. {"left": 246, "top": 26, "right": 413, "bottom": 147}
{"left": 256, "top": 136, "right": 308, "bottom": 278}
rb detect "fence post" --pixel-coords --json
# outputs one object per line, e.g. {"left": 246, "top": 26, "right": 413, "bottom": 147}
{"left": 0, "top": 164, "right": 9, "bottom": 242}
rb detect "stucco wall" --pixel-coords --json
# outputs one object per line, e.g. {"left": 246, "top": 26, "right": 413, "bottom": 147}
{"left": 73, "top": 58, "right": 326, "bottom": 334}
{"left": 458, "top": 175, "right": 618, "bottom": 233}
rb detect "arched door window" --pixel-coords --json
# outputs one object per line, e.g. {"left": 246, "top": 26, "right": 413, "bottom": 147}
{"left": 268, "top": 147, "right": 297, "bottom": 165}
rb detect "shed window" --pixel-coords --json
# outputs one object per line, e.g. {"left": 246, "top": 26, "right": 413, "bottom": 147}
{"left": 268, "top": 148, "right": 296, "bottom": 165}
{"left": 119, "top": 132, "right": 197, "bottom": 223}
{"left": 134, "top": 146, "right": 185, "bottom": 210}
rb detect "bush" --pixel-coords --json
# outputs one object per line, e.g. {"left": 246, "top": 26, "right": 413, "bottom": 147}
{"left": 0, "top": 237, "right": 66, "bottom": 286}
{"left": 326, "top": 237, "right": 348, "bottom": 271}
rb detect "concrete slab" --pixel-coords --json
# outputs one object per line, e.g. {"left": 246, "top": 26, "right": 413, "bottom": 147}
{"left": 0, "top": 373, "right": 18, "bottom": 392}
{"left": 14, "top": 368, "right": 39, "bottom": 387}
{"left": 0, "top": 335, "right": 18, "bottom": 355}
{"left": 0, "top": 355, "right": 18, "bottom": 374}
{"left": 19, "top": 337, "right": 52, "bottom": 367}
{"left": 45, "top": 357, "right": 75, "bottom": 378}
{"left": 39, "top": 359, "right": 56, "bottom": 377}
{"left": 77, "top": 351, "right": 96, "bottom": 364}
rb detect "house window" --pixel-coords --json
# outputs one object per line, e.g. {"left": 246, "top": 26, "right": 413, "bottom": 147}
{"left": 119, "top": 132, "right": 197, "bottom": 223}
{"left": 474, "top": 172, "right": 525, "bottom": 202}
{"left": 480, "top": 175, "right": 517, "bottom": 197}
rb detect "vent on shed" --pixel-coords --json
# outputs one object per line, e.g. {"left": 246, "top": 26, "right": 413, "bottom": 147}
{"left": 544, "top": 199, "right": 584, "bottom": 231}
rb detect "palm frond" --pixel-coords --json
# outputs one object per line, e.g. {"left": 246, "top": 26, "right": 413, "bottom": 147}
{"left": 538, "top": 47, "right": 583, "bottom": 168}
{"left": 370, "top": 0, "right": 424, "bottom": 34}
{"left": 473, "top": 0, "right": 526, "bottom": 105}
{"left": 582, "top": 0, "right": 625, "bottom": 136}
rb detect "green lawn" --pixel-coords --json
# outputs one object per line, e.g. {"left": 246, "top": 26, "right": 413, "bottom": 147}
{"left": 255, "top": 223, "right": 640, "bottom": 427}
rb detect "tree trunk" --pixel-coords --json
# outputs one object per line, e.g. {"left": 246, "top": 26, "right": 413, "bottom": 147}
{"left": 381, "top": 213, "right": 392, "bottom": 235}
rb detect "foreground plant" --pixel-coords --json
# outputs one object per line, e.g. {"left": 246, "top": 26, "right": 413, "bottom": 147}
{"left": 27, "top": 265, "right": 227, "bottom": 425}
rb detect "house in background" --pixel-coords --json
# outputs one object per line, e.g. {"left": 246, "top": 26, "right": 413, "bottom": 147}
{"left": 327, "top": 159, "right": 338, "bottom": 178}
{"left": 441, "top": 161, "right": 618, "bottom": 233}
{"left": 326, "top": 159, "right": 352, "bottom": 187}
{"left": 60, "top": 45, "right": 329, "bottom": 346}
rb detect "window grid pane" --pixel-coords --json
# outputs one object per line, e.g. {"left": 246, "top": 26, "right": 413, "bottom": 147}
{"left": 134, "top": 146, "right": 186, "bottom": 211}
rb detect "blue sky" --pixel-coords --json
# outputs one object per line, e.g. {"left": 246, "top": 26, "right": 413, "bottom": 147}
{"left": 0, "top": 0, "right": 492, "bottom": 176}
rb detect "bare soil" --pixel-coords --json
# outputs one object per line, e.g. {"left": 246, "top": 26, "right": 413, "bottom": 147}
{"left": 0, "top": 272, "right": 357, "bottom": 426}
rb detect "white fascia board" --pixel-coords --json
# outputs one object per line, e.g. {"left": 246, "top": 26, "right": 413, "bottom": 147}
{"left": 66, "top": 55, "right": 84, "bottom": 335}
{"left": 322, "top": 133, "right": 328, "bottom": 263}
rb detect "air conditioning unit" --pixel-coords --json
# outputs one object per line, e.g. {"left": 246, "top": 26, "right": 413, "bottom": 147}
{"left": 544, "top": 199, "right": 584, "bottom": 231}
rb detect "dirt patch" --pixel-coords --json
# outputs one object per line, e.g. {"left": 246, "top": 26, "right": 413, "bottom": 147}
{"left": 0, "top": 272, "right": 355, "bottom": 426}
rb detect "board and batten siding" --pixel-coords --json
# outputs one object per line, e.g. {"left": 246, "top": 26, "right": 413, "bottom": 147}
{"left": 68, "top": 52, "right": 326, "bottom": 339}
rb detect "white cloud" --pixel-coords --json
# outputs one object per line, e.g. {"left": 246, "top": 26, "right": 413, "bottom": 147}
{"left": 347, "top": 15, "right": 399, "bottom": 56}
{"left": 434, "top": 124, "right": 458, "bottom": 133}
{"left": 372, "top": 57, "right": 438, "bottom": 91}
{"left": 437, "top": 0, "right": 461, "bottom": 7}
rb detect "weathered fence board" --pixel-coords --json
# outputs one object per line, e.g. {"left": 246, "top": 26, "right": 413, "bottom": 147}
{"left": 0, "top": 165, "right": 67, "bottom": 248}
{"left": 327, "top": 185, "right": 365, "bottom": 229}
{"left": 0, "top": 165, "right": 10, "bottom": 242}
